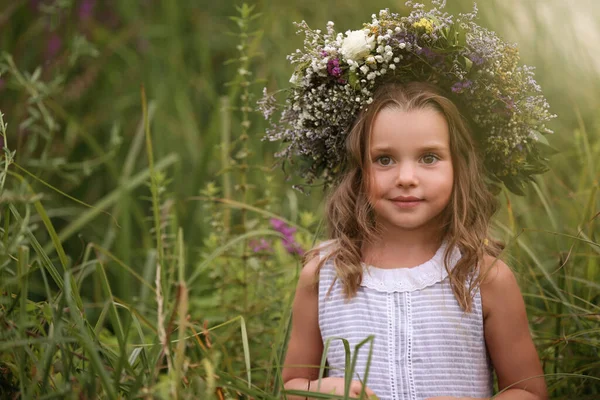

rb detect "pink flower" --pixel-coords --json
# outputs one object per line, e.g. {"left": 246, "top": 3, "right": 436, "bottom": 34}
{"left": 250, "top": 239, "right": 273, "bottom": 253}
{"left": 270, "top": 219, "right": 304, "bottom": 256}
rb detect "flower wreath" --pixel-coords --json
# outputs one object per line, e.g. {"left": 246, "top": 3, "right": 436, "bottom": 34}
{"left": 259, "top": 1, "right": 556, "bottom": 194}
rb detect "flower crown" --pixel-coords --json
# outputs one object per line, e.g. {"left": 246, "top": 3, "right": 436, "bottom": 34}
{"left": 259, "top": 1, "right": 556, "bottom": 194}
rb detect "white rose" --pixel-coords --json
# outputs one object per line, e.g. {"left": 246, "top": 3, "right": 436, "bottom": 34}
{"left": 340, "top": 30, "right": 375, "bottom": 62}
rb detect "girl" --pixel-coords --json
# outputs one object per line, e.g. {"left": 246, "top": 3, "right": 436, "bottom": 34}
{"left": 261, "top": 4, "right": 554, "bottom": 400}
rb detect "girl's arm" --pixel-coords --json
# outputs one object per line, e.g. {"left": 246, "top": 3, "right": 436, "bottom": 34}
{"left": 282, "top": 255, "right": 324, "bottom": 399}
{"left": 283, "top": 256, "right": 376, "bottom": 399}
{"left": 479, "top": 256, "right": 548, "bottom": 400}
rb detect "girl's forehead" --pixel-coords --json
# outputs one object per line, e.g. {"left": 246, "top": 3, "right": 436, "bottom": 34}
{"left": 369, "top": 107, "right": 450, "bottom": 149}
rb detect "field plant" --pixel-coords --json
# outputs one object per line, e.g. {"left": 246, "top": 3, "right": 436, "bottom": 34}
{"left": 0, "top": 0, "right": 598, "bottom": 399}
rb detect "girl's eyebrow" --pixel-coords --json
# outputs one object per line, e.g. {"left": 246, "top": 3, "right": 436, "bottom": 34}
{"left": 370, "top": 143, "right": 449, "bottom": 153}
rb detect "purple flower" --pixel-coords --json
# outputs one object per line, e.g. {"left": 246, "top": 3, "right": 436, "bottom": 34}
{"left": 321, "top": 51, "right": 329, "bottom": 57}
{"left": 45, "top": 33, "right": 62, "bottom": 61}
{"left": 270, "top": 218, "right": 304, "bottom": 256}
{"left": 416, "top": 47, "right": 444, "bottom": 66}
{"left": 451, "top": 80, "right": 473, "bottom": 93}
{"left": 250, "top": 238, "right": 273, "bottom": 253}
{"left": 468, "top": 53, "right": 485, "bottom": 66}
{"left": 327, "top": 58, "right": 342, "bottom": 78}
{"left": 79, "top": 0, "right": 96, "bottom": 20}
{"left": 394, "top": 32, "right": 417, "bottom": 45}
{"left": 501, "top": 96, "right": 515, "bottom": 110}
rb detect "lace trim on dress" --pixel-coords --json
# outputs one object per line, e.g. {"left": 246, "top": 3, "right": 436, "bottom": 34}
{"left": 360, "top": 241, "right": 461, "bottom": 293}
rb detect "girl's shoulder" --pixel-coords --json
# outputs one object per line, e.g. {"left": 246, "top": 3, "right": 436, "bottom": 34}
{"left": 479, "top": 254, "right": 514, "bottom": 286}
{"left": 300, "top": 240, "right": 339, "bottom": 286}
{"left": 305, "top": 239, "right": 340, "bottom": 264}
{"left": 479, "top": 254, "right": 521, "bottom": 318}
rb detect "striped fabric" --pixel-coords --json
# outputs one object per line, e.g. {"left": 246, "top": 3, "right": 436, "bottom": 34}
{"left": 318, "top": 242, "right": 493, "bottom": 400}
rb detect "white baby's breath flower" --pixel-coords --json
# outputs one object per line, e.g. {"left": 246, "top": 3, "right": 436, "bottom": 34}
{"left": 360, "top": 65, "right": 370, "bottom": 75}
{"left": 367, "top": 72, "right": 376, "bottom": 80}
{"left": 340, "top": 29, "right": 375, "bottom": 61}
{"left": 366, "top": 56, "right": 376, "bottom": 64}
{"left": 389, "top": 64, "right": 396, "bottom": 70}
{"left": 394, "top": 57, "right": 400, "bottom": 63}
{"left": 289, "top": 73, "right": 301, "bottom": 85}
{"left": 375, "top": 55, "right": 384, "bottom": 63}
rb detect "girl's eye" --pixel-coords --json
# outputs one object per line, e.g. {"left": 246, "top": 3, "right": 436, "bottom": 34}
{"left": 421, "top": 154, "right": 439, "bottom": 165}
{"left": 376, "top": 156, "right": 393, "bottom": 166}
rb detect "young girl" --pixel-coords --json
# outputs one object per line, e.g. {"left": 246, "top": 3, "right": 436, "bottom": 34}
{"left": 261, "top": 4, "right": 554, "bottom": 400}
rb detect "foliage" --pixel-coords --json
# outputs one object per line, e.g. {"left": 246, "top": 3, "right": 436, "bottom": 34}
{"left": 0, "top": 0, "right": 598, "bottom": 399}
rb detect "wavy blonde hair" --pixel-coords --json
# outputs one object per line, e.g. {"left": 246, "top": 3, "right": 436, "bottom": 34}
{"left": 305, "top": 81, "right": 502, "bottom": 312}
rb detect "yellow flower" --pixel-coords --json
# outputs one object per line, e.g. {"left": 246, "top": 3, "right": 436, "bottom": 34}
{"left": 413, "top": 18, "right": 434, "bottom": 34}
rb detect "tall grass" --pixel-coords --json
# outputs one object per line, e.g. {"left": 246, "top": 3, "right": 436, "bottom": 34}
{"left": 0, "top": 0, "right": 598, "bottom": 398}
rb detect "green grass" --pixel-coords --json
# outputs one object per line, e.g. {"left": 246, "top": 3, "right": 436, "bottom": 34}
{"left": 0, "top": 0, "right": 598, "bottom": 398}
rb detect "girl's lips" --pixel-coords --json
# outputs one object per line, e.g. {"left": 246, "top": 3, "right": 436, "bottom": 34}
{"left": 391, "top": 196, "right": 422, "bottom": 201}
{"left": 390, "top": 197, "right": 423, "bottom": 208}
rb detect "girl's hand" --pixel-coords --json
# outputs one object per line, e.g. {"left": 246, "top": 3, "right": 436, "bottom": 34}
{"left": 425, "top": 397, "right": 466, "bottom": 400}
{"left": 313, "top": 377, "right": 377, "bottom": 399}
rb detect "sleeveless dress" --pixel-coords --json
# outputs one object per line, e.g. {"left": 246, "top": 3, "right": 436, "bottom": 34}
{"left": 318, "top": 241, "right": 494, "bottom": 400}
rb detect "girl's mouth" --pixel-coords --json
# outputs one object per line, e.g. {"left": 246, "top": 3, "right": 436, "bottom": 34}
{"left": 390, "top": 196, "right": 423, "bottom": 208}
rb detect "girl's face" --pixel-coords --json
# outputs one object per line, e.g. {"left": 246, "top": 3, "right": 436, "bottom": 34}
{"left": 367, "top": 107, "right": 454, "bottom": 235}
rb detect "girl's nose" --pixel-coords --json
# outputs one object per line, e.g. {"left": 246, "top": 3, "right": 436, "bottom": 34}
{"left": 395, "top": 162, "right": 418, "bottom": 187}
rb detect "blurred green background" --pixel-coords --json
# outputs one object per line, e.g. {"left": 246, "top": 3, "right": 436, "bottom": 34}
{"left": 0, "top": 0, "right": 598, "bottom": 399}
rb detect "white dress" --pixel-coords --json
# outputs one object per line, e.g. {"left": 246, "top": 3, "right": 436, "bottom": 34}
{"left": 318, "top": 241, "right": 494, "bottom": 400}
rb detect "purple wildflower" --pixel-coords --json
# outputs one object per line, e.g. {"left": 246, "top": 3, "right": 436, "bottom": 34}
{"left": 327, "top": 58, "right": 342, "bottom": 78}
{"left": 499, "top": 95, "right": 515, "bottom": 111}
{"left": 416, "top": 47, "right": 444, "bottom": 66}
{"left": 249, "top": 238, "right": 273, "bottom": 253}
{"left": 468, "top": 53, "right": 485, "bottom": 66}
{"left": 270, "top": 218, "right": 304, "bottom": 256}
{"left": 394, "top": 32, "right": 417, "bottom": 45}
{"left": 45, "top": 33, "right": 62, "bottom": 61}
{"left": 321, "top": 51, "right": 329, "bottom": 57}
{"left": 451, "top": 80, "right": 472, "bottom": 93}
{"left": 79, "top": 0, "right": 96, "bottom": 20}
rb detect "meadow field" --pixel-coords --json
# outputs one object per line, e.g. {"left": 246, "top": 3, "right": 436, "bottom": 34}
{"left": 0, "top": 0, "right": 598, "bottom": 398}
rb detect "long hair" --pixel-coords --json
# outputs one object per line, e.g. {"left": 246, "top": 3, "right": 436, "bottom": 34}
{"left": 305, "top": 81, "right": 502, "bottom": 312}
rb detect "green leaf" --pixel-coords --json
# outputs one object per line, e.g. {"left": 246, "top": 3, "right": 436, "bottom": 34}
{"left": 463, "top": 56, "right": 473, "bottom": 72}
{"left": 349, "top": 70, "right": 360, "bottom": 90}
